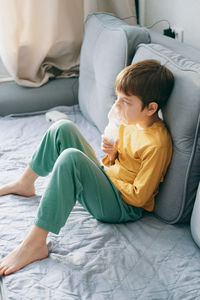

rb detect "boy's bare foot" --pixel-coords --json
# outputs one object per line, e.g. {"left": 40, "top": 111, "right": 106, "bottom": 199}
{"left": 0, "top": 180, "right": 35, "bottom": 197}
{"left": 0, "top": 240, "right": 48, "bottom": 276}
{"left": 0, "top": 166, "right": 38, "bottom": 197}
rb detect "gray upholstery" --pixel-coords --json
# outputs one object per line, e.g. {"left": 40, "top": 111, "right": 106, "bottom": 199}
{"left": 78, "top": 12, "right": 150, "bottom": 133}
{"left": 149, "top": 29, "right": 200, "bottom": 63}
{"left": 0, "top": 77, "right": 78, "bottom": 116}
{"left": 132, "top": 43, "right": 200, "bottom": 224}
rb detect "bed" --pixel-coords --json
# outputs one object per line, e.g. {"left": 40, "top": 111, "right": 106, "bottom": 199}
{"left": 0, "top": 106, "right": 200, "bottom": 299}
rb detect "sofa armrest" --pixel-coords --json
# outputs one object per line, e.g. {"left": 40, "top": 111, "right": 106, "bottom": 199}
{"left": 0, "top": 77, "right": 78, "bottom": 116}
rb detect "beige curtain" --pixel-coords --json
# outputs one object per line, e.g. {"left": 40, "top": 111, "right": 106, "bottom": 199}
{"left": 0, "top": 0, "right": 136, "bottom": 87}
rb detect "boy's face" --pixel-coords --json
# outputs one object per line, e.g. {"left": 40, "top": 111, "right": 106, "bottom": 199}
{"left": 115, "top": 90, "right": 147, "bottom": 125}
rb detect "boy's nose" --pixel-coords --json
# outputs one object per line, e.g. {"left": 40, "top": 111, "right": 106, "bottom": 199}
{"left": 115, "top": 98, "right": 121, "bottom": 108}
{"left": 115, "top": 97, "right": 121, "bottom": 104}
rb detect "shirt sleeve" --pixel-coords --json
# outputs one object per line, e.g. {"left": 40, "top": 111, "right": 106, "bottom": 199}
{"left": 111, "top": 146, "right": 171, "bottom": 208}
{"left": 102, "top": 153, "right": 118, "bottom": 166}
{"left": 102, "top": 154, "right": 111, "bottom": 167}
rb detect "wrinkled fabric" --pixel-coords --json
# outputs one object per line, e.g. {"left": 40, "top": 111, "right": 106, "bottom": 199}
{"left": 0, "top": 106, "right": 200, "bottom": 299}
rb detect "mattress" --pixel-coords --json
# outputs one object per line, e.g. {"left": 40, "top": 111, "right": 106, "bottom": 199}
{"left": 0, "top": 106, "right": 200, "bottom": 300}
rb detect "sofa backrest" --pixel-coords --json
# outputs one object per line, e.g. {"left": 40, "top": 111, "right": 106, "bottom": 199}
{"left": 132, "top": 43, "right": 200, "bottom": 223}
{"left": 78, "top": 12, "right": 150, "bottom": 133}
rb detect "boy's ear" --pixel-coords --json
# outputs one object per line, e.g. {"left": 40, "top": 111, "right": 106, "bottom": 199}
{"left": 146, "top": 102, "right": 158, "bottom": 116}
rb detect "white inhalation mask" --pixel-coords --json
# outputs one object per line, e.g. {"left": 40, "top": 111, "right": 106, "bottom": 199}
{"left": 104, "top": 103, "right": 121, "bottom": 143}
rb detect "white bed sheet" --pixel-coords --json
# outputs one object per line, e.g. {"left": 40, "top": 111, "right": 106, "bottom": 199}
{"left": 0, "top": 106, "right": 200, "bottom": 300}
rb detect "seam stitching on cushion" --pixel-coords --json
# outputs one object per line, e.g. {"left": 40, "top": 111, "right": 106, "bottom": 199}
{"left": 155, "top": 112, "right": 200, "bottom": 224}
{"left": 137, "top": 44, "right": 200, "bottom": 73}
{"left": 180, "top": 112, "right": 200, "bottom": 222}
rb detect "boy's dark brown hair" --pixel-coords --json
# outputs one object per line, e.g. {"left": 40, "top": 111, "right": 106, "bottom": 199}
{"left": 115, "top": 59, "right": 174, "bottom": 110}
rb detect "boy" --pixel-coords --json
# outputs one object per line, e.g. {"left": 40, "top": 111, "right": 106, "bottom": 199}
{"left": 0, "top": 59, "right": 174, "bottom": 276}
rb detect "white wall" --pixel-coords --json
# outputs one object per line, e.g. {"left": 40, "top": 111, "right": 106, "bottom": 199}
{"left": 139, "top": 0, "right": 200, "bottom": 50}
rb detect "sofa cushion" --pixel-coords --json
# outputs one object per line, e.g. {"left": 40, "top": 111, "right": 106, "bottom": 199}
{"left": 132, "top": 43, "right": 200, "bottom": 224}
{"left": 0, "top": 78, "right": 79, "bottom": 116}
{"left": 78, "top": 12, "right": 150, "bottom": 133}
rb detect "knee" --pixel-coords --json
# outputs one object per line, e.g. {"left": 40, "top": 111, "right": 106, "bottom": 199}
{"left": 49, "top": 119, "right": 77, "bottom": 136}
{"left": 55, "top": 148, "right": 84, "bottom": 169}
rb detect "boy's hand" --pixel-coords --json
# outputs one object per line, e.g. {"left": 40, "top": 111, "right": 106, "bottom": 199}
{"left": 101, "top": 135, "right": 119, "bottom": 162}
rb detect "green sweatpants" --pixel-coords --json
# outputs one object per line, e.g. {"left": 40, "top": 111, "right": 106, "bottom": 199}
{"left": 29, "top": 120, "right": 143, "bottom": 234}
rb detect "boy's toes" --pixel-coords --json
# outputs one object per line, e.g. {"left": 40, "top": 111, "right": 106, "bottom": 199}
{"left": 0, "top": 264, "right": 8, "bottom": 276}
{"left": 4, "top": 267, "right": 13, "bottom": 276}
{"left": 0, "top": 264, "right": 3, "bottom": 276}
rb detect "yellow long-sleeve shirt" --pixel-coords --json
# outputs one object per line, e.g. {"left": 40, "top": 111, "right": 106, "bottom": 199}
{"left": 102, "top": 120, "right": 172, "bottom": 212}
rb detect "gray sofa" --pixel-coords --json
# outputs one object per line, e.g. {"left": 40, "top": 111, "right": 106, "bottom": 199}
{"left": 0, "top": 12, "right": 200, "bottom": 300}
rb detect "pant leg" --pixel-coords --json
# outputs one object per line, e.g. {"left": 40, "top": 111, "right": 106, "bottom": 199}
{"left": 34, "top": 149, "right": 143, "bottom": 234}
{"left": 29, "top": 119, "right": 99, "bottom": 176}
